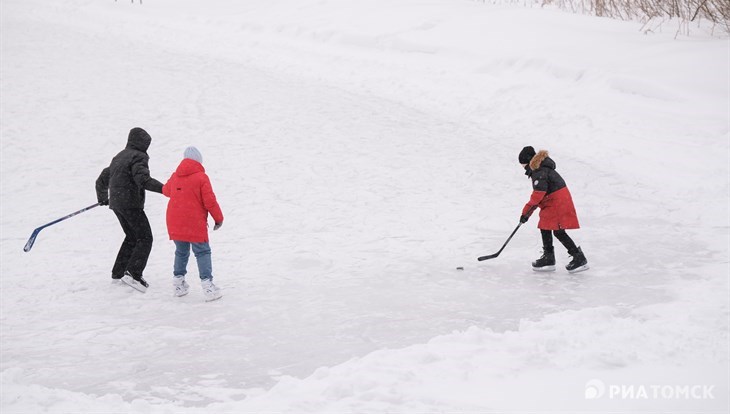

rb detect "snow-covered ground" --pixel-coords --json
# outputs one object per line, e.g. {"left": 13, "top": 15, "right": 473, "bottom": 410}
{"left": 1, "top": 0, "right": 728, "bottom": 412}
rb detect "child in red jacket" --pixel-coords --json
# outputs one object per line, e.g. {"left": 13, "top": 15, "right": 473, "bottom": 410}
{"left": 518, "top": 146, "right": 588, "bottom": 273}
{"left": 162, "top": 146, "right": 224, "bottom": 301}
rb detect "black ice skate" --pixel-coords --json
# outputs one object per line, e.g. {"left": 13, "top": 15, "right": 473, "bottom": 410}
{"left": 566, "top": 247, "right": 589, "bottom": 273}
{"left": 121, "top": 271, "right": 149, "bottom": 293}
{"left": 532, "top": 246, "right": 556, "bottom": 272}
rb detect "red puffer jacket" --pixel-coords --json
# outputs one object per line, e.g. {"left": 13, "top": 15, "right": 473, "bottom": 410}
{"left": 521, "top": 151, "right": 579, "bottom": 231}
{"left": 162, "top": 158, "right": 223, "bottom": 243}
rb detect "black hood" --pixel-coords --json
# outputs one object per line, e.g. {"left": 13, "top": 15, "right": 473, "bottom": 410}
{"left": 540, "top": 157, "right": 556, "bottom": 170}
{"left": 126, "top": 127, "right": 151, "bottom": 153}
{"left": 525, "top": 156, "right": 556, "bottom": 177}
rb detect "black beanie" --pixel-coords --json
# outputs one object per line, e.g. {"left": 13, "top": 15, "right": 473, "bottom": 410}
{"left": 518, "top": 146, "right": 536, "bottom": 164}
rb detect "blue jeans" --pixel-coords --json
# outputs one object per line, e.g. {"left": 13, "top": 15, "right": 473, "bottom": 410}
{"left": 173, "top": 241, "right": 213, "bottom": 281}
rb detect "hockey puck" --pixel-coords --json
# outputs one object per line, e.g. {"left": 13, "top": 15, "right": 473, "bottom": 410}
{"left": 456, "top": 267, "right": 464, "bottom": 270}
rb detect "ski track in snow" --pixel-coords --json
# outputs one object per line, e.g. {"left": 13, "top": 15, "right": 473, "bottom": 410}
{"left": 1, "top": 0, "right": 728, "bottom": 411}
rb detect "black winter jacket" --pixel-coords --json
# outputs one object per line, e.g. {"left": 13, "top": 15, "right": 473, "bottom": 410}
{"left": 96, "top": 128, "right": 163, "bottom": 209}
{"left": 525, "top": 155, "right": 567, "bottom": 195}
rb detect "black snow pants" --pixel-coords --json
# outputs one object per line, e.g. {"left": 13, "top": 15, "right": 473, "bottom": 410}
{"left": 541, "top": 229, "right": 578, "bottom": 253}
{"left": 111, "top": 208, "right": 153, "bottom": 279}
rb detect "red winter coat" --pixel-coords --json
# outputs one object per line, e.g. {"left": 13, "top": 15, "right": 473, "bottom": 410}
{"left": 162, "top": 158, "right": 223, "bottom": 243}
{"left": 521, "top": 151, "right": 579, "bottom": 231}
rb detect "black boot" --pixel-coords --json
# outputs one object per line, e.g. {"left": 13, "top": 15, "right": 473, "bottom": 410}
{"left": 121, "top": 270, "right": 149, "bottom": 293}
{"left": 532, "top": 246, "right": 556, "bottom": 272}
{"left": 566, "top": 247, "right": 589, "bottom": 273}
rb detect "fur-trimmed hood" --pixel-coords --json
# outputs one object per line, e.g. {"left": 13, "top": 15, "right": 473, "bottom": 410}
{"left": 529, "top": 150, "right": 555, "bottom": 171}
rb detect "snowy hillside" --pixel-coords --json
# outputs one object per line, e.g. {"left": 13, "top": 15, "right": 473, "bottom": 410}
{"left": 1, "top": 0, "right": 728, "bottom": 412}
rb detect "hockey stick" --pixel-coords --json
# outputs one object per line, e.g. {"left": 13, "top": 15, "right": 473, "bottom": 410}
{"left": 477, "top": 222, "right": 524, "bottom": 261}
{"left": 23, "top": 202, "right": 103, "bottom": 252}
{"left": 477, "top": 205, "right": 537, "bottom": 261}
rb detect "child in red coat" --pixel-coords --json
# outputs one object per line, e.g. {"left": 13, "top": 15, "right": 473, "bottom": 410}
{"left": 162, "top": 146, "right": 224, "bottom": 301}
{"left": 518, "top": 146, "right": 588, "bottom": 273}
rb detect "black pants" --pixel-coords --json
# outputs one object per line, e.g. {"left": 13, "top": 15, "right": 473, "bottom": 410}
{"left": 112, "top": 208, "right": 153, "bottom": 278}
{"left": 541, "top": 229, "right": 578, "bottom": 253}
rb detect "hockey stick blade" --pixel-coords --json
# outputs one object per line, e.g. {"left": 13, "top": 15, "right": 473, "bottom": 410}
{"left": 477, "top": 207, "right": 535, "bottom": 261}
{"left": 23, "top": 202, "right": 102, "bottom": 252}
{"left": 23, "top": 228, "right": 42, "bottom": 252}
{"left": 476, "top": 221, "right": 524, "bottom": 262}
{"left": 477, "top": 252, "right": 500, "bottom": 261}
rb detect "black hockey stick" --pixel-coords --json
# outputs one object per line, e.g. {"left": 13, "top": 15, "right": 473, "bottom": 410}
{"left": 477, "top": 206, "right": 537, "bottom": 261}
{"left": 477, "top": 222, "right": 524, "bottom": 261}
{"left": 23, "top": 202, "right": 103, "bottom": 252}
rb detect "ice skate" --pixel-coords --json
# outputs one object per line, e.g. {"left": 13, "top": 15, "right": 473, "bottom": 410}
{"left": 121, "top": 271, "right": 148, "bottom": 293}
{"left": 173, "top": 276, "right": 189, "bottom": 297}
{"left": 532, "top": 246, "right": 556, "bottom": 272}
{"left": 566, "top": 247, "right": 589, "bottom": 273}
{"left": 201, "top": 279, "right": 222, "bottom": 302}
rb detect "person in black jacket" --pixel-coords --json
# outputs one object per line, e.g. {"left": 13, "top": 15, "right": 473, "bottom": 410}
{"left": 96, "top": 127, "right": 164, "bottom": 292}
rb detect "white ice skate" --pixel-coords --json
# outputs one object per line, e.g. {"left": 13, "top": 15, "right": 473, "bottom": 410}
{"left": 201, "top": 279, "right": 222, "bottom": 302}
{"left": 173, "top": 277, "right": 190, "bottom": 297}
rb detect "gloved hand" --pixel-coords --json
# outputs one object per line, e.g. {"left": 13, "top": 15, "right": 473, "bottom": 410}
{"left": 213, "top": 222, "right": 223, "bottom": 231}
{"left": 519, "top": 214, "right": 529, "bottom": 224}
{"left": 99, "top": 199, "right": 109, "bottom": 206}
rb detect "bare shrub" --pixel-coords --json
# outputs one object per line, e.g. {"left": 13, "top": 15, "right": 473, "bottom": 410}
{"left": 480, "top": 0, "right": 730, "bottom": 34}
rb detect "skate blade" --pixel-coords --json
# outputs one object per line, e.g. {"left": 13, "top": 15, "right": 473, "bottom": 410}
{"left": 174, "top": 290, "right": 189, "bottom": 297}
{"left": 532, "top": 266, "right": 556, "bottom": 272}
{"left": 121, "top": 275, "right": 148, "bottom": 293}
{"left": 204, "top": 293, "right": 223, "bottom": 302}
{"left": 568, "top": 264, "right": 590, "bottom": 274}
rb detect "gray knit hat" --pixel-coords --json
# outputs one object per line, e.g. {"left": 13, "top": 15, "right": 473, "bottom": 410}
{"left": 184, "top": 146, "right": 203, "bottom": 164}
